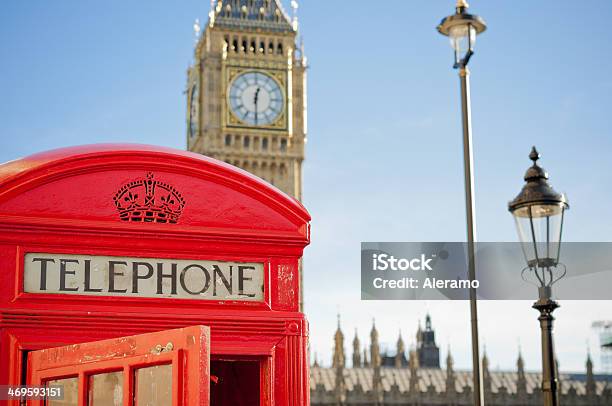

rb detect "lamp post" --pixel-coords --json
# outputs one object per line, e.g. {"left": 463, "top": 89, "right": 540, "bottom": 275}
{"left": 509, "top": 147, "right": 568, "bottom": 406}
{"left": 437, "top": 2, "right": 487, "bottom": 406}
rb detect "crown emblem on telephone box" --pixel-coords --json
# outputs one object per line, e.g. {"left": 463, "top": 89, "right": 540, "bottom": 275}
{"left": 113, "top": 172, "right": 186, "bottom": 223}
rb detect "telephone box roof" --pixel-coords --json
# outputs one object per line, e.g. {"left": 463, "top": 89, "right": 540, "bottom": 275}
{"left": 0, "top": 144, "right": 310, "bottom": 235}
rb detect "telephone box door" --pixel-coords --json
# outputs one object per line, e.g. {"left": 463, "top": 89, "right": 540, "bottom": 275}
{"left": 26, "top": 325, "right": 210, "bottom": 406}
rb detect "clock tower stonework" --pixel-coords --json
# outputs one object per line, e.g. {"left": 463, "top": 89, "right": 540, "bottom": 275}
{"left": 186, "top": 0, "right": 307, "bottom": 201}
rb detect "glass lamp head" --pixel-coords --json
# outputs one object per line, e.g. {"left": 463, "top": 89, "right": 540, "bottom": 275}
{"left": 437, "top": 2, "right": 487, "bottom": 68}
{"left": 509, "top": 147, "right": 569, "bottom": 273}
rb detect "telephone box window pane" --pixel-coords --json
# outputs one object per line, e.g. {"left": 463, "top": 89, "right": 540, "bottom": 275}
{"left": 135, "top": 364, "right": 172, "bottom": 405}
{"left": 47, "top": 377, "right": 78, "bottom": 406}
{"left": 88, "top": 371, "right": 123, "bottom": 406}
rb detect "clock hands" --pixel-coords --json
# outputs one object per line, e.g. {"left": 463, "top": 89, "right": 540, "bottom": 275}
{"left": 230, "top": 73, "right": 281, "bottom": 125}
{"left": 253, "top": 87, "right": 261, "bottom": 125}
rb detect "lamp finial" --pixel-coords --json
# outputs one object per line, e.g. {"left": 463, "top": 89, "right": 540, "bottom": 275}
{"left": 529, "top": 146, "right": 540, "bottom": 164}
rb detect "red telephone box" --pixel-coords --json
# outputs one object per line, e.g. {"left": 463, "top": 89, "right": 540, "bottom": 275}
{"left": 0, "top": 144, "right": 311, "bottom": 405}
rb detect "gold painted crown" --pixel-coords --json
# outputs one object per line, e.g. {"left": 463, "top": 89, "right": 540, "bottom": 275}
{"left": 113, "top": 172, "right": 186, "bottom": 224}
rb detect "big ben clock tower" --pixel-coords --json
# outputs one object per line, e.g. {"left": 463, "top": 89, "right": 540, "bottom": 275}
{"left": 186, "top": 0, "right": 307, "bottom": 201}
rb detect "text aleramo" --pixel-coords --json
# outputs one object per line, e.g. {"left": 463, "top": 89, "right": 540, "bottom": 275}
{"left": 372, "top": 277, "right": 479, "bottom": 290}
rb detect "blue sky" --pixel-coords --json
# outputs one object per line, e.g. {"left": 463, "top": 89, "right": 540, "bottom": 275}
{"left": 2, "top": 1, "right": 612, "bottom": 372}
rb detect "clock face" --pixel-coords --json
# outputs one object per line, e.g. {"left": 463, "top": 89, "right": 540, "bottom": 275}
{"left": 228, "top": 71, "right": 284, "bottom": 126}
{"left": 189, "top": 84, "right": 198, "bottom": 138}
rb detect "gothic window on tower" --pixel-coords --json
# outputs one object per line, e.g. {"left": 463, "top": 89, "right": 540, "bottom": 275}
{"left": 225, "top": 135, "right": 232, "bottom": 146}
{"left": 277, "top": 43, "right": 283, "bottom": 55}
{"left": 262, "top": 138, "right": 269, "bottom": 150}
{"left": 232, "top": 39, "right": 238, "bottom": 52}
{"left": 259, "top": 41, "right": 265, "bottom": 54}
{"left": 268, "top": 42, "right": 274, "bottom": 54}
{"left": 280, "top": 139, "right": 287, "bottom": 152}
{"left": 243, "top": 136, "right": 250, "bottom": 149}
{"left": 254, "top": 137, "right": 259, "bottom": 150}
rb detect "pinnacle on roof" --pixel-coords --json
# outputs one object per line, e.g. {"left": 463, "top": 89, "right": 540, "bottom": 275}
{"left": 333, "top": 313, "right": 345, "bottom": 368}
{"left": 446, "top": 346, "right": 454, "bottom": 369}
{"left": 212, "top": 0, "right": 294, "bottom": 33}
{"left": 396, "top": 329, "right": 405, "bottom": 351}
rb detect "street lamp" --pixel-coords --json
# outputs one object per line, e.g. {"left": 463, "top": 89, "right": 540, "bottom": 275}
{"left": 509, "top": 146, "right": 568, "bottom": 406}
{"left": 437, "top": 0, "right": 487, "bottom": 69}
{"left": 437, "top": 2, "right": 487, "bottom": 406}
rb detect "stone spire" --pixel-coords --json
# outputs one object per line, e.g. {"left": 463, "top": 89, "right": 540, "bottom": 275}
{"left": 313, "top": 352, "right": 319, "bottom": 368}
{"left": 416, "top": 320, "right": 423, "bottom": 346}
{"left": 586, "top": 350, "right": 596, "bottom": 397}
{"left": 425, "top": 313, "right": 432, "bottom": 331}
{"left": 333, "top": 315, "right": 346, "bottom": 405}
{"left": 395, "top": 330, "right": 405, "bottom": 368}
{"left": 482, "top": 348, "right": 489, "bottom": 370}
{"left": 363, "top": 347, "right": 369, "bottom": 367}
{"left": 352, "top": 329, "right": 361, "bottom": 367}
{"left": 370, "top": 319, "right": 383, "bottom": 405}
{"left": 409, "top": 347, "right": 420, "bottom": 393}
{"left": 516, "top": 347, "right": 527, "bottom": 397}
{"left": 482, "top": 348, "right": 492, "bottom": 395}
{"left": 409, "top": 347, "right": 420, "bottom": 370}
{"left": 445, "top": 347, "right": 456, "bottom": 395}
{"left": 370, "top": 319, "right": 380, "bottom": 368}
{"left": 332, "top": 314, "right": 345, "bottom": 368}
